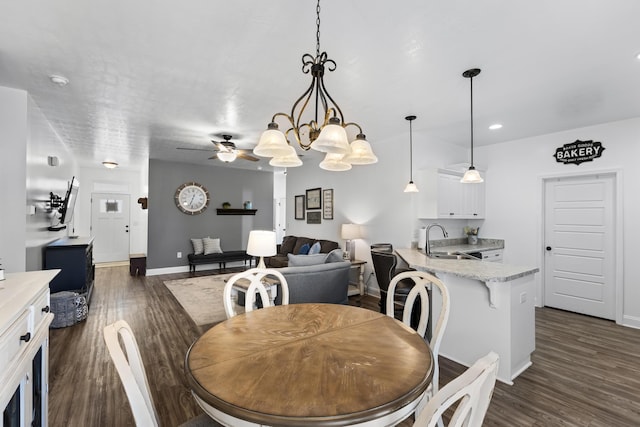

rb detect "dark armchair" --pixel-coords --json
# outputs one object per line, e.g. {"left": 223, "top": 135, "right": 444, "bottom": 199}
{"left": 371, "top": 244, "right": 429, "bottom": 336}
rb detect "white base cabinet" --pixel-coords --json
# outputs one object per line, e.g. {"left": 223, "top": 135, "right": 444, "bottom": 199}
{"left": 418, "top": 169, "right": 485, "bottom": 219}
{"left": 1, "top": 270, "right": 58, "bottom": 427}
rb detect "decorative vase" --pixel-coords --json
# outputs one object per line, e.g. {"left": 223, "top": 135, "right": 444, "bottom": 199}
{"left": 244, "top": 201, "right": 252, "bottom": 210}
{"left": 468, "top": 235, "right": 478, "bottom": 245}
{"left": 222, "top": 202, "right": 231, "bottom": 209}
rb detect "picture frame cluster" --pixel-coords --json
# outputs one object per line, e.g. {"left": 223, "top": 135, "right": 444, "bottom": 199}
{"left": 295, "top": 188, "right": 333, "bottom": 223}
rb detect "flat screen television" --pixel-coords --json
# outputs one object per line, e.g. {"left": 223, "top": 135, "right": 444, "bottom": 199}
{"left": 59, "top": 176, "right": 79, "bottom": 225}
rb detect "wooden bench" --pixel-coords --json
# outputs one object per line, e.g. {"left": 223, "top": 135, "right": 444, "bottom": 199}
{"left": 187, "top": 251, "right": 254, "bottom": 273}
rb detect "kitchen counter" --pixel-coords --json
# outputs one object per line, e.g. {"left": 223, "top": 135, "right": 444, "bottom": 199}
{"left": 395, "top": 247, "right": 539, "bottom": 384}
{"left": 396, "top": 248, "right": 538, "bottom": 283}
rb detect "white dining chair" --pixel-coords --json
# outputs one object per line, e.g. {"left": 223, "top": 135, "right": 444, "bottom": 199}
{"left": 103, "top": 320, "right": 221, "bottom": 427}
{"left": 386, "top": 270, "right": 450, "bottom": 400}
{"left": 223, "top": 268, "right": 290, "bottom": 318}
{"left": 413, "top": 351, "right": 499, "bottom": 427}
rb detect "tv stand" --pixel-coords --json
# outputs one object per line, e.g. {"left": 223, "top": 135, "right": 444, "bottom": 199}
{"left": 44, "top": 236, "right": 95, "bottom": 304}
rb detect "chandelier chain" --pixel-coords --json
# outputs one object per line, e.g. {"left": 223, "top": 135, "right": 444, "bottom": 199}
{"left": 316, "top": 0, "right": 321, "bottom": 58}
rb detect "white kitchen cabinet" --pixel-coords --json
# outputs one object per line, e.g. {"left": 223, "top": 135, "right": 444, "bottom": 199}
{"left": 418, "top": 169, "right": 485, "bottom": 219}
{"left": 1, "top": 270, "right": 58, "bottom": 427}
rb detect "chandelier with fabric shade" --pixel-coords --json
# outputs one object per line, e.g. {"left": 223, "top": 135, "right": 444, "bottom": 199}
{"left": 253, "top": 0, "right": 377, "bottom": 170}
{"left": 461, "top": 68, "right": 484, "bottom": 184}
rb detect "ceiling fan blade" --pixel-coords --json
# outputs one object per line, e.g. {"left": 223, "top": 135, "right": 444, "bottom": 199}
{"left": 236, "top": 151, "right": 260, "bottom": 162}
{"left": 208, "top": 154, "right": 218, "bottom": 160}
{"left": 177, "top": 147, "right": 214, "bottom": 152}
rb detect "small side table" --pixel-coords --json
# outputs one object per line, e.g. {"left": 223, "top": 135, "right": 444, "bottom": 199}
{"left": 348, "top": 260, "right": 367, "bottom": 296}
{"left": 231, "top": 277, "right": 278, "bottom": 309}
{"left": 129, "top": 253, "right": 146, "bottom": 276}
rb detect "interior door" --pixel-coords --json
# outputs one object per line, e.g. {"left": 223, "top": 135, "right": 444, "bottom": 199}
{"left": 91, "top": 193, "right": 130, "bottom": 263}
{"left": 543, "top": 174, "right": 615, "bottom": 319}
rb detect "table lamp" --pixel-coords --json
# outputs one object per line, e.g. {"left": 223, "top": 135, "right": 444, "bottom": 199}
{"left": 341, "top": 224, "right": 362, "bottom": 261}
{"left": 247, "top": 230, "right": 277, "bottom": 269}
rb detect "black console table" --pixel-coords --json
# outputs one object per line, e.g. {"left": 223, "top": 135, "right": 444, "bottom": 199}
{"left": 44, "top": 236, "right": 95, "bottom": 305}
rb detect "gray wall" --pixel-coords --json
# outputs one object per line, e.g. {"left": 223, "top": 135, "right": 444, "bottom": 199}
{"left": 148, "top": 159, "right": 274, "bottom": 269}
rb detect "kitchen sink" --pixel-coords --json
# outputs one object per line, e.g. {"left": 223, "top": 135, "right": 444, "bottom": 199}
{"left": 427, "top": 251, "right": 481, "bottom": 260}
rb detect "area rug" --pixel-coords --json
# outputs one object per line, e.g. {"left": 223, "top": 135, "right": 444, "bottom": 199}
{"left": 164, "top": 273, "right": 244, "bottom": 326}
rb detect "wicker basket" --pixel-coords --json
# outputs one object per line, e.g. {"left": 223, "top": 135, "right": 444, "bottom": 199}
{"left": 50, "top": 290, "right": 88, "bottom": 328}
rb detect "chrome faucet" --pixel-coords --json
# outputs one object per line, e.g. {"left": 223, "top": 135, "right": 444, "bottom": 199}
{"left": 426, "top": 223, "right": 448, "bottom": 256}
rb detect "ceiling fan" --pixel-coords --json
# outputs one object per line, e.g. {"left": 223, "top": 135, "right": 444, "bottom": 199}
{"left": 177, "top": 135, "right": 259, "bottom": 163}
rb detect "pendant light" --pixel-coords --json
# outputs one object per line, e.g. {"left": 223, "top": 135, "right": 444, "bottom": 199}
{"left": 461, "top": 68, "right": 484, "bottom": 183}
{"left": 404, "top": 115, "right": 418, "bottom": 192}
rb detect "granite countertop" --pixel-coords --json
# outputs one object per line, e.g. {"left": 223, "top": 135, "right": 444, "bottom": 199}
{"left": 395, "top": 248, "right": 538, "bottom": 283}
{"left": 429, "top": 238, "right": 504, "bottom": 255}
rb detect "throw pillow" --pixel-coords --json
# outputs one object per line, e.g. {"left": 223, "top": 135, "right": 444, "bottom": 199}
{"left": 280, "top": 235, "right": 297, "bottom": 255}
{"left": 203, "top": 237, "right": 223, "bottom": 255}
{"left": 325, "top": 248, "right": 344, "bottom": 263}
{"left": 288, "top": 253, "right": 328, "bottom": 266}
{"left": 190, "top": 238, "right": 204, "bottom": 255}
{"left": 308, "top": 241, "right": 321, "bottom": 255}
{"left": 298, "top": 243, "right": 310, "bottom": 255}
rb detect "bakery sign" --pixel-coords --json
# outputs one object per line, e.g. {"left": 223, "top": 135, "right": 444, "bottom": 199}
{"left": 554, "top": 139, "right": 605, "bottom": 165}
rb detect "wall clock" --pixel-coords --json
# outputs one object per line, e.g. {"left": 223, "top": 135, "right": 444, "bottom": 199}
{"left": 174, "top": 182, "right": 210, "bottom": 215}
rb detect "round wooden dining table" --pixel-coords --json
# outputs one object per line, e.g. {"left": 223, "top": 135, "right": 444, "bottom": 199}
{"left": 185, "top": 303, "right": 433, "bottom": 426}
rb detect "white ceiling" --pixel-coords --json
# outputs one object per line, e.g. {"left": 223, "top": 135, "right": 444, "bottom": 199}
{"left": 2, "top": 0, "right": 640, "bottom": 171}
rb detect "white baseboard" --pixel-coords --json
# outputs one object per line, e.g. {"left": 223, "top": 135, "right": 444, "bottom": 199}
{"left": 622, "top": 315, "right": 640, "bottom": 329}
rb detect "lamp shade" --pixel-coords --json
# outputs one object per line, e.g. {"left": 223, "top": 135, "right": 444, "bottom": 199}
{"left": 460, "top": 167, "right": 484, "bottom": 183}
{"left": 247, "top": 230, "right": 277, "bottom": 257}
{"left": 341, "top": 224, "right": 362, "bottom": 240}
{"left": 312, "top": 118, "right": 350, "bottom": 154}
{"left": 319, "top": 153, "right": 352, "bottom": 171}
{"left": 404, "top": 181, "right": 419, "bottom": 192}
{"left": 269, "top": 145, "right": 303, "bottom": 167}
{"left": 343, "top": 135, "right": 378, "bottom": 165}
{"left": 253, "top": 123, "right": 292, "bottom": 158}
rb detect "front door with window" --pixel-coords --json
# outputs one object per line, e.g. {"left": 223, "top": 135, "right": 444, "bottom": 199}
{"left": 91, "top": 193, "right": 130, "bottom": 263}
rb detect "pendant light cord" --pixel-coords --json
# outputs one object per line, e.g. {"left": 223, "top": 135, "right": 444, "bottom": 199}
{"left": 470, "top": 74, "right": 474, "bottom": 168}
{"left": 409, "top": 118, "right": 414, "bottom": 180}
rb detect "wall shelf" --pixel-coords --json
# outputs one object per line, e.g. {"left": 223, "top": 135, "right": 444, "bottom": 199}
{"left": 216, "top": 209, "right": 257, "bottom": 216}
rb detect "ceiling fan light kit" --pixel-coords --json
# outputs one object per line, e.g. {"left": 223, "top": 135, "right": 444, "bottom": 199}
{"left": 216, "top": 151, "right": 237, "bottom": 162}
{"left": 461, "top": 68, "right": 484, "bottom": 184}
{"left": 253, "top": 0, "right": 377, "bottom": 170}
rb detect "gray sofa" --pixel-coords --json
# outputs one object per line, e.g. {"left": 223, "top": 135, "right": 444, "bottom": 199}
{"left": 266, "top": 235, "right": 340, "bottom": 268}
{"left": 275, "top": 260, "right": 351, "bottom": 305}
{"left": 238, "top": 251, "right": 351, "bottom": 306}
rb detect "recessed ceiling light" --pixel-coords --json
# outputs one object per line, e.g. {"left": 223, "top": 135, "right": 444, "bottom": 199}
{"left": 489, "top": 123, "right": 503, "bottom": 130}
{"left": 102, "top": 161, "right": 118, "bottom": 169}
{"left": 49, "top": 74, "right": 69, "bottom": 87}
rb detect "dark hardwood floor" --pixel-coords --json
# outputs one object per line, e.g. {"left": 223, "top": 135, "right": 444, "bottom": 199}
{"left": 48, "top": 265, "right": 640, "bottom": 426}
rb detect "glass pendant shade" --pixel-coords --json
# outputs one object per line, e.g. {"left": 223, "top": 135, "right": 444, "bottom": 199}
{"left": 253, "top": 123, "right": 292, "bottom": 158}
{"left": 460, "top": 167, "right": 484, "bottom": 183}
{"left": 216, "top": 151, "right": 237, "bottom": 162}
{"left": 269, "top": 145, "right": 303, "bottom": 167}
{"left": 319, "top": 152, "right": 352, "bottom": 171}
{"left": 404, "top": 181, "right": 419, "bottom": 192}
{"left": 344, "top": 134, "right": 378, "bottom": 165}
{"left": 312, "top": 118, "right": 350, "bottom": 154}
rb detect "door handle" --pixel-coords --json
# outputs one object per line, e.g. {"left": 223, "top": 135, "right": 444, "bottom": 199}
{"left": 546, "top": 246, "right": 552, "bottom": 251}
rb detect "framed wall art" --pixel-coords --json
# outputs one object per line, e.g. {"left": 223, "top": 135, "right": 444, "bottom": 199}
{"left": 306, "top": 187, "right": 321, "bottom": 210}
{"left": 323, "top": 188, "right": 334, "bottom": 220}
{"left": 295, "top": 195, "right": 305, "bottom": 220}
{"left": 307, "top": 211, "right": 321, "bottom": 224}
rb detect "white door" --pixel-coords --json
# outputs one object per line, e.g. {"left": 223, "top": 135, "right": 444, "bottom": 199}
{"left": 91, "top": 193, "right": 130, "bottom": 263}
{"left": 275, "top": 197, "right": 286, "bottom": 243}
{"left": 543, "top": 174, "right": 615, "bottom": 320}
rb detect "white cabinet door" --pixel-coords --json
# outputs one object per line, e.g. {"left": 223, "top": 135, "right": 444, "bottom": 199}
{"left": 418, "top": 169, "right": 485, "bottom": 219}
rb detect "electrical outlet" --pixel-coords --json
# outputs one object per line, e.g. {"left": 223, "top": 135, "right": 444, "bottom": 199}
{"left": 520, "top": 292, "right": 527, "bottom": 303}
{"left": 177, "top": 251, "right": 182, "bottom": 258}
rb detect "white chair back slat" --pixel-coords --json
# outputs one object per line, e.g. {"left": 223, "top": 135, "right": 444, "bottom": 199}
{"left": 414, "top": 351, "right": 499, "bottom": 427}
{"left": 223, "top": 268, "right": 290, "bottom": 318}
